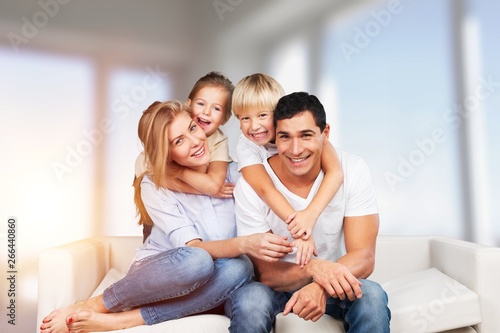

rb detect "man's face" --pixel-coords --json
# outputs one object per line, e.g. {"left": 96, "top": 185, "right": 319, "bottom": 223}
{"left": 275, "top": 111, "right": 329, "bottom": 178}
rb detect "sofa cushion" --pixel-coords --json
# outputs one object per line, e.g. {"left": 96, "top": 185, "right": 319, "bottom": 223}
{"left": 382, "top": 268, "right": 481, "bottom": 333}
{"left": 89, "top": 269, "right": 233, "bottom": 332}
{"left": 90, "top": 268, "right": 124, "bottom": 298}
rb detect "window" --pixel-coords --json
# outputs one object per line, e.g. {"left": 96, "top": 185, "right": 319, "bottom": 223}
{"left": 320, "top": 0, "right": 465, "bottom": 238}
{"left": 0, "top": 48, "right": 95, "bottom": 250}
{"left": 103, "top": 68, "right": 171, "bottom": 235}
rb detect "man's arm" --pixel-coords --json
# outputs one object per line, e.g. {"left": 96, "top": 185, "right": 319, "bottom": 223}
{"left": 252, "top": 214, "right": 379, "bottom": 299}
{"left": 337, "top": 214, "right": 379, "bottom": 279}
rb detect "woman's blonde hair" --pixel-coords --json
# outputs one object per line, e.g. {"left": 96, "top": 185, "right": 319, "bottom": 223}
{"left": 231, "top": 73, "right": 285, "bottom": 118}
{"left": 133, "top": 100, "right": 188, "bottom": 226}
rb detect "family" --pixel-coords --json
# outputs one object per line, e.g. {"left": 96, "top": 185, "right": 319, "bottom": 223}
{"left": 40, "top": 72, "right": 391, "bottom": 333}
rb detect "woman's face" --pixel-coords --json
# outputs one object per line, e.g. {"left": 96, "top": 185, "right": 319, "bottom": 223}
{"left": 168, "top": 111, "right": 210, "bottom": 169}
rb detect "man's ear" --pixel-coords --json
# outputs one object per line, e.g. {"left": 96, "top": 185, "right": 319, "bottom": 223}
{"left": 323, "top": 124, "right": 331, "bottom": 144}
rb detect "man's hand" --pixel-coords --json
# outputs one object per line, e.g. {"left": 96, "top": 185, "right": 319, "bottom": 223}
{"left": 306, "top": 258, "right": 362, "bottom": 301}
{"left": 283, "top": 282, "right": 328, "bottom": 322}
{"left": 242, "top": 233, "right": 293, "bottom": 262}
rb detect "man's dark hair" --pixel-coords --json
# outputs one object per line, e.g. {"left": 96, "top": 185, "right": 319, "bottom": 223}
{"left": 273, "top": 92, "right": 327, "bottom": 132}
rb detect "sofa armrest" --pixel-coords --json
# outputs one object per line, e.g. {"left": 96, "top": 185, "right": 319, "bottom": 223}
{"left": 371, "top": 235, "right": 433, "bottom": 283}
{"left": 37, "top": 237, "right": 110, "bottom": 327}
{"left": 430, "top": 236, "right": 500, "bottom": 333}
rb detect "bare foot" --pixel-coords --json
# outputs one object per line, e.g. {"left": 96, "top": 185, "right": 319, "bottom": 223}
{"left": 40, "top": 297, "right": 107, "bottom": 333}
{"left": 66, "top": 309, "right": 145, "bottom": 333}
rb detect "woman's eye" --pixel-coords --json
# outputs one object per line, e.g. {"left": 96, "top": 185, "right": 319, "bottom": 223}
{"left": 175, "top": 138, "right": 184, "bottom": 145}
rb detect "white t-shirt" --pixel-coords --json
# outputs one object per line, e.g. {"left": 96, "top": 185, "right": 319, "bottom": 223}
{"left": 234, "top": 149, "right": 378, "bottom": 264}
{"left": 235, "top": 134, "right": 278, "bottom": 171}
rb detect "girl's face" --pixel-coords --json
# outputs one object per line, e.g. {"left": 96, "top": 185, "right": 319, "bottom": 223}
{"left": 187, "top": 86, "right": 229, "bottom": 137}
{"left": 238, "top": 107, "right": 275, "bottom": 146}
{"left": 168, "top": 112, "right": 210, "bottom": 169}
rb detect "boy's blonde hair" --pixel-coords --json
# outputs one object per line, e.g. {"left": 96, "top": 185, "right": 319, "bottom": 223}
{"left": 232, "top": 73, "right": 285, "bottom": 118}
{"left": 187, "top": 71, "right": 234, "bottom": 125}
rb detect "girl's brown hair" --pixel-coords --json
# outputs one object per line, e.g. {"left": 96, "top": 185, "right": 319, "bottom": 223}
{"left": 187, "top": 71, "right": 234, "bottom": 125}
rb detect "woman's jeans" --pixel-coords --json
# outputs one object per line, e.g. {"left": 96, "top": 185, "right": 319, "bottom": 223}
{"left": 225, "top": 279, "right": 391, "bottom": 333}
{"left": 102, "top": 247, "right": 253, "bottom": 325}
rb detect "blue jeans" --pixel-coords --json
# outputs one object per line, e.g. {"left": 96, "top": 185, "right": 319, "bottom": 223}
{"left": 102, "top": 247, "right": 253, "bottom": 325}
{"left": 225, "top": 279, "right": 391, "bottom": 333}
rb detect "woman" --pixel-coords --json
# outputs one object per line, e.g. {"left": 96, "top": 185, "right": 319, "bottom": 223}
{"left": 40, "top": 100, "right": 293, "bottom": 333}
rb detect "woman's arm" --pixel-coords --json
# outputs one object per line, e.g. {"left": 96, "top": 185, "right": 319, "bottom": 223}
{"left": 186, "top": 233, "right": 293, "bottom": 261}
{"left": 241, "top": 164, "right": 295, "bottom": 222}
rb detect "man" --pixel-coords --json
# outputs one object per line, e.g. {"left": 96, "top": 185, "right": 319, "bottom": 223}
{"left": 226, "top": 92, "right": 390, "bottom": 332}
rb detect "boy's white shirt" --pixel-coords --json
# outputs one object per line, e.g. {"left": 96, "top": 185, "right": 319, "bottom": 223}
{"left": 235, "top": 134, "right": 278, "bottom": 171}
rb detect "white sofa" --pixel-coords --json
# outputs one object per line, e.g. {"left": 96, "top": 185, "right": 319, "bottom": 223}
{"left": 37, "top": 235, "right": 500, "bottom": 333}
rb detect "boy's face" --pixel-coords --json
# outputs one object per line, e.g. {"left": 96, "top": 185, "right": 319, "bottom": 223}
{"left": 187, "top": 86, "right": 229, "bottom": 137}
{"left": 238, "top": 108, "right": 275, "bottom": 146}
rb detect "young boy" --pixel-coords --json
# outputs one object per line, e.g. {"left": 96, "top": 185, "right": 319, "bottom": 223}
{"left": 232, "top": 73, "right": 344, "bottom": 267}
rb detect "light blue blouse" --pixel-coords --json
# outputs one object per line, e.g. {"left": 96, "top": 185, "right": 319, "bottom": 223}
{"left": 135, "top": 162, "right": 241, "bottom": 261}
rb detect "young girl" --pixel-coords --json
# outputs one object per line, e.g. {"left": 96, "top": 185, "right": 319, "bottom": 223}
{"left": 136, "top": 72, "right": 235, "bottom": 241}
{"left": 135, "top": 71, "right": 235, "bottom": 198}
{"left": 40, "top": 100, "right": 292, "bottom": 333}
{"left": 232, "top": 73, "right": 344, "bottom": 267}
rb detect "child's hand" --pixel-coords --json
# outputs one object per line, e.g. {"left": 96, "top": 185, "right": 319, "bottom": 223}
{"left": 213, "top": 182, "right": 235, "bottom": 198}
{"left": 287, "top": 209, "right": 317, "bottom": 240}
{"left": 293, "top": 236, "right": 318, "bottom": 268}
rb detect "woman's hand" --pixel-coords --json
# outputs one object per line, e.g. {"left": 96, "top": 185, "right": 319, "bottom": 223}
{"left": 242, "top": 233, "right": 293, "bottom": 262}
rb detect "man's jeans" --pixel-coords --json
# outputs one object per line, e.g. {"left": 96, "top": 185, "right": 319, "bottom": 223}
{"left": 102, "top": 247, "right": 253, "bottom": 325}
{"left": 225, "top": 279, "right": 391, "bottom": 333}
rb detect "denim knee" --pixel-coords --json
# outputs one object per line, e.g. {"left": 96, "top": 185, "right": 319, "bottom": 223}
{"left": 359, "top": 279, "right": 389, "bottom": 308}
{"left": 225, "top": 282, "right": 276, "bottom": 333}
{"left": 222, "top": 255, "right": 254, "bottom": 285}
{"left": 347, "top": 279, "right": 391, "bottom": 332}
